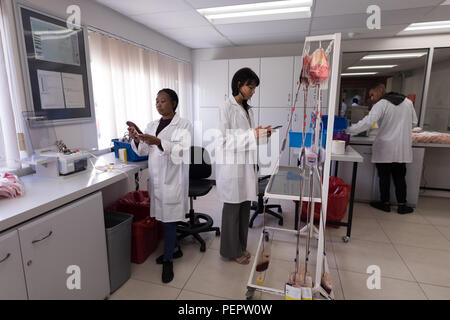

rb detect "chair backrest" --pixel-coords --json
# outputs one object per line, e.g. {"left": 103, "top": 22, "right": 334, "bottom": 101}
{"left": 189, "top": 146, "right": 211, "bottom": 179}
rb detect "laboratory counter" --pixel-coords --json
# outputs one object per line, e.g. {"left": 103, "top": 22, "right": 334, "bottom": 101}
{"left": 0, "top": 153, "right": 148, "bottom": 233}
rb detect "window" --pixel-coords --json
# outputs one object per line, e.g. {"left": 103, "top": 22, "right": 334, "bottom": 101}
{"left": 0, "top": 2, "right": 20, "bottom": 170}
{"left": 88, "top": 30, "right": 193, "bottom": 150}
{"left": 424, "top": 47, "right": 450, "bottom": 132}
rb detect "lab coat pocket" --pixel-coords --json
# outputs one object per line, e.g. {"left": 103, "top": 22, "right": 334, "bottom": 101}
{"left": 163, "top": 183, "right": 182, "bottom": 205}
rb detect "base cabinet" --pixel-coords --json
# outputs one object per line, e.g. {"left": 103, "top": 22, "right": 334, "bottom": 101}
{"left": 17, "top": 192, "right": 110, "bottom": 299}
{"left": 0, "top": 230, "right": 28, "bottom": 300}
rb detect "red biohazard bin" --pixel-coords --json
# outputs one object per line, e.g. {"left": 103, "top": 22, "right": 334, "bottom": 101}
{"left": 107, "top": 191, "right": 162, "bottom": 263}
{"left": 299, "top": 176, "right": 350, "bottom": 228}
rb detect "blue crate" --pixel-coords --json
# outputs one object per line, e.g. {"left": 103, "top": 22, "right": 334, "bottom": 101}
{"left": 289, "top": 130, "right": 327, "bottom": 148}
{"left": 322, "top": 115, "right": 348, "bottom": 132}
{"left": 112, "top": 139, "right": 148, "bottom": 162}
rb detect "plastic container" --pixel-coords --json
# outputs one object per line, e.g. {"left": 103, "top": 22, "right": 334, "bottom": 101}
{"left": 289, "top": 131, "right": 326, "bottom": 148}
{"left": 131, "top": 217, "right": 159, "bottom": 264}
{"left": 321, "top": 115, "right": 348, "bottom": 132}
{"left": 300, "top": 176, "right": 350, "bottom": 227}
{"left": 106, "top": 191, "right": 162, "bottom": 264}
{"left": 104, "top": 211, "right": 133, "bottom": 293}
{"left": 112, "top": 139, "right": 148, "bottom": 162}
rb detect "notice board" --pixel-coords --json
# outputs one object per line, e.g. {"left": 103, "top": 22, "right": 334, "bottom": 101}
{"left": 17, "top": 5, "right": 94, "bottom": 126}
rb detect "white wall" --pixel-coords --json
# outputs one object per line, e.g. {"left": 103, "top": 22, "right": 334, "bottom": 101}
{"left": 9, "top": 0, "right": 192, "bottom": 151}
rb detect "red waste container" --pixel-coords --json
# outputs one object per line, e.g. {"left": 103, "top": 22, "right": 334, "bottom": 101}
{"left": 107, "top": 191, "right": 162, "bottom": 263}
{"left": 300, "top": 176, "right": 350, "bottom": 228}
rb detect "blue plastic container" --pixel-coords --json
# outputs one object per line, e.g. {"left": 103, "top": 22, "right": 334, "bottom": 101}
{"left": 289, "top": 130, "right": 327, "bottom": 148}
{"left": 112, "top": 139, "right": 148, "bottom": 162}
{"left": 322, "top": 115, "right": 348, "bottom": 132}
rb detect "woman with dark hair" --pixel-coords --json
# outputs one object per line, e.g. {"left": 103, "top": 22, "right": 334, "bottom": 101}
{"left": 216, "top": 67, "right": 272, "bottom": 265}
{"left": 128, "top": 88, "right": 192, "bottom": 283}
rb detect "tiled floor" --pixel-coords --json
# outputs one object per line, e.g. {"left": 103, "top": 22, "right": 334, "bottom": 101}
{"left": 109, "top": 187, "right": 450, "bottom": 300}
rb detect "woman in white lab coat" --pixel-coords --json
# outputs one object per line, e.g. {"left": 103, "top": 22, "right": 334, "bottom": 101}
{"left": 128, "top": 89, "right": 191, "bottom": 283}
{"left": 216, "top": 68, "right": 271, "bottom": 264}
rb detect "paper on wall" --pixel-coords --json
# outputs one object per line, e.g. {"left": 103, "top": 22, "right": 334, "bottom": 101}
{"left": 37, "top": 69, "right": 64, "bottom": 109}
{"left": 62, "top": 73, "right": 85, "bottom": 108}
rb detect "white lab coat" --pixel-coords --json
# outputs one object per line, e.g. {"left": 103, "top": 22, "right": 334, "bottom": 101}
{"left": 131, "top": 113, "right": 192, "bottom": 222}
{"left": 215, "top": 97, "right": 258, "bottom": 204}
{"left": 346, "top": 97, "right": 418, "bottom": 163}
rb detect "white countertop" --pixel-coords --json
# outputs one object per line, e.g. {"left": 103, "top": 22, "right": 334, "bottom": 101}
{"left": 350, "top": 135, "right": 450, "bottom": 148}
{"left": 0, "top": 153, "right": 148, "bottom": 233}
{"left": 291, "top": 145, "right": 363, "bottom": 163}
{"left": 330, "top": 145, "right": 363, "bottom": 163}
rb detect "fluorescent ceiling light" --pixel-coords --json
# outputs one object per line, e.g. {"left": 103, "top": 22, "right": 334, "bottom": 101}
{"left": 398, "top": 20, "right": 450, "bottom": 35}
{"left": 441, "top": 0, "right": 450, "bottom": 5}
{"left": 348, "top": 65, "right": 397, "bottom": 70}
{"left": 341, "top": 72, "right": 378, "bottom": 76}
{"left": 197, "top": 0, "right": 312, "bottom": 25}
{"left": 361, "top": 53, "right": 427, "bottom": 60}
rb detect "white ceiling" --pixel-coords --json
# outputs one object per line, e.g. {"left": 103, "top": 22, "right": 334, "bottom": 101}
{"left": 94, "top": 0, "right": 450, "bottom": 49}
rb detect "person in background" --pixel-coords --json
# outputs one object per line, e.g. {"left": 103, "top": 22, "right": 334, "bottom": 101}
{"left": 341, "top": 99, "right": 347, "bottom": 117}
{"left": 351, "top": 97, "right": 360, "bottom": 106}
{"left": 216, "top": 67, "right": 271, "bottom": 265}
{"left": 128, "top": 89, "right": 191, "bottom": 283}
{"left": 346, "top": 84, "right": 418, "bottom": 214}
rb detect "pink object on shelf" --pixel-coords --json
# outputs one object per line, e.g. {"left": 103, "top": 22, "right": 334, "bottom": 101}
{"left": 0, "top": 173, "right": 25, "bottom": 199}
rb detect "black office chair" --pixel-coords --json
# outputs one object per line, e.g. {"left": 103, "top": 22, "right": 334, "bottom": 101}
{"left": 176, "top": 146, "right": 220, "bottom": 252}
{"left": 249, "top": 175, "right": 283, "bottom": 228}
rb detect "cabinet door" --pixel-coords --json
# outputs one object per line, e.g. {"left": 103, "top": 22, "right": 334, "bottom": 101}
{"left": 0, "top": 230, "right": 28, "bottom": 300}
{"left": 199, "top": 60, "right": 229, "bottom": 107}
{"left": 337, "top": 145, "right": 375, "bottom": 202}
{"left": 229, "top": 58, "right": 261, "bottom": 107}
{"left": 260, "top": 57, "right": 294, "bottom": 108}
{"left": 259, "top": 108, "right": 290, "bottom": 175}
{"left": 371, "top": 148, "right": 424, "bottom": 206}
{"left": 18, "top": 192, "right": 110, "bottom": 300}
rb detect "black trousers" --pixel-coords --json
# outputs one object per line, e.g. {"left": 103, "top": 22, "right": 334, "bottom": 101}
{"left": 376, "top": 163, "right": 407, "bottom": 204}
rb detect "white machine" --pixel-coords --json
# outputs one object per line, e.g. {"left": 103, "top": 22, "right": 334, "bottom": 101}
{"left": 40, "top": 150, "right": 90, "bottom": 175}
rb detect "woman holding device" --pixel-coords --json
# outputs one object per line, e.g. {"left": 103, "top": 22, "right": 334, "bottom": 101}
{"left": 128, "top": 88, "right": 191, "bottom": 283}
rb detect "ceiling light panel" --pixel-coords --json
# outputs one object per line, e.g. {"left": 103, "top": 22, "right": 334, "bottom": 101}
{"left": 398, "top": 20, "right": 450, "bottom": 35}
{"left": 341, "top": 72, "right": 378, "bottom": 76}
{"left": 361, "top": 53, "right": 427, "bottom": 60}
{"left": 197, "top": 0, "right": 312, "bottom": 24}
{"left": 348, "top": 65, "right": 397, "bottom": 69}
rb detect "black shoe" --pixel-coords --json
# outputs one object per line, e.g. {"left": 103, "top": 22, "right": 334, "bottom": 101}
{"left": 162, "top": 260, "right": 174, "bottom": 283}
{"left": 398, "top": 204, "right": 414, "bottom": 214}
{"left": 156, "top": 247, "right": 183, "bottom": 264}
{"left": 370, "top": 201, "right": 391, "bottom": 212}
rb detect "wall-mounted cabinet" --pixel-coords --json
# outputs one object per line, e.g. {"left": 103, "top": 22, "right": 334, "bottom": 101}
{"left": 228, "top": 58, "right": 261, "bottom": 108}
{"left": 260, "top": 57, "right": 294, "bottom": 108}
{"left": 199, "top": 60, "right": 229, "bottom": 108}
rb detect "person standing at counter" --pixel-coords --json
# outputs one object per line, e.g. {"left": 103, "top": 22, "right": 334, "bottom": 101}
{"left": 216, "top": 68, "right": 272, "bottom": 265}
{"left": 345, "top": 84, "right": 418, "bottom": 214}
{"left": 128, "top": 89, "right": 191, "bottom": 283}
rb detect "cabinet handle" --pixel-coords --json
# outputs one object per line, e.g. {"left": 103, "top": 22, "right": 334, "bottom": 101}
{"left": 0, "top": 253, "right": 11, "bottom": 264}
{"left": 288, "top": 93, "right": 291, "bottom": 103}
{"left": 294, "top": 113, "right": 297, "bottom": 122}
{"left": 32, "top": 231, "right": 53, "bottom": 244}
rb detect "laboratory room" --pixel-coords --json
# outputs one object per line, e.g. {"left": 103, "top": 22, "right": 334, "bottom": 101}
{"left": 1, "top": 0, "right": 450, "bottom": 303}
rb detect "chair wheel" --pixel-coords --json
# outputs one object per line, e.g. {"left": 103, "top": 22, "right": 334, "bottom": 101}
{"left": 342, "top": 236, "right": 349, "bottom": 243}
{"left": 216, "top": 230, "right": 220, "bottom": 236}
